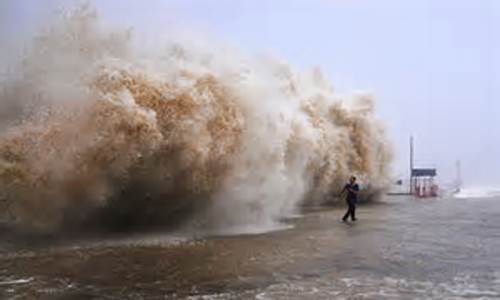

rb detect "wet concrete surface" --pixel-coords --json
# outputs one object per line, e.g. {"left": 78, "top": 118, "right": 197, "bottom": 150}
{"left": 1, "top": 195, "right": 500, "bottom": 299}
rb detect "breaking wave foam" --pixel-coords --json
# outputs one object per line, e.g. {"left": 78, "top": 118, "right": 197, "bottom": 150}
{"left": 454, "top": 186, "right": 500, "bottom": 199}
{"left": 0, "top": 6, "right": 392, "bottom": 233}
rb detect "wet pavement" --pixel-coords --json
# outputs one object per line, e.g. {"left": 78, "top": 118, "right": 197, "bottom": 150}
{"left": 1, "top": 195, "right": 500, "bottom": 299}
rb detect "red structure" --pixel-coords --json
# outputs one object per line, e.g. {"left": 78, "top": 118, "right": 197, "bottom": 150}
{"left": 409, "top": 136, "right": 439, "bottom": 198}
{"left": 412, "top": 169, "right": 438, "bottom": 197}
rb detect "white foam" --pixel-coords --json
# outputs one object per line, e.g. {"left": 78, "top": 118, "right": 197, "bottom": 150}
{"left": 454, "top": 186, "right": 500, "bottom": 199}
{"left": 0, "top": 277, "right": 33, "bottom": 285}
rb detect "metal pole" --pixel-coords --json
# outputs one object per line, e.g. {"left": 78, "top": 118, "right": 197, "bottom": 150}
{"left": 456, "top": 160, "right": 462, "bottom": 190}
{"left": 410, "top": 135, "right": 414, "bottom": 194}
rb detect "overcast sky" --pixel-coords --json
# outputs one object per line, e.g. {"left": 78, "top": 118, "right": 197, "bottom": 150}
{"left": 2, "top": 0, "right": 499, "bottom": 186}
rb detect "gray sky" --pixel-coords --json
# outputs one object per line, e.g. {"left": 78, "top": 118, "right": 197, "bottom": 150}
{"left": 2, "top": 0, "right": 499, "bottom": 186}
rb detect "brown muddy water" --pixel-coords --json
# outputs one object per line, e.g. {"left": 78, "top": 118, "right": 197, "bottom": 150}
{"left": 1, "top": 195, "right": 500, "bottom": 300}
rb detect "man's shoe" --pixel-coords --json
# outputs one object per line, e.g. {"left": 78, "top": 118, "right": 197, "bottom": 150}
{"left": 352, "top": 218, "right": 357, "bottom": 222}
{"left": 341, "top": 218, "right": 348, "bottom": 223}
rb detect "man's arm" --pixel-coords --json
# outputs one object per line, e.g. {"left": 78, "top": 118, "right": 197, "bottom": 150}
{"left": 339, "top": 185, "right": 348, "bottom": 197}
{"left": 346, "top": 187, "right": 358, "bottom": 193}
{"left": 346, "top": 185, "right": 359, "bottom": 194}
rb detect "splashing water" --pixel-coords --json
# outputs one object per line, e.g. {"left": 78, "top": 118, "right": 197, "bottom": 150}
{"left": 0, "top": 6, "right": 392, "bottom": 233}
{"left": 454, "top": 186, "right": 500, "bottom": 199}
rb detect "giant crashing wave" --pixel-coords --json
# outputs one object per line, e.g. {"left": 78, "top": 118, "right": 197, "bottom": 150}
{"left": 0, "top": 6, "right": 392, "bottom": 234}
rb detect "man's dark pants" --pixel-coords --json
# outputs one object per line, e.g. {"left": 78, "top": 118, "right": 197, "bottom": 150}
{"left": 342, "top": 199, "right": 356, "bottom": 221}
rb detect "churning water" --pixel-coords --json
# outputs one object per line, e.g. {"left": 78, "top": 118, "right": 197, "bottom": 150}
{"left": 0, "top": 6, "right": 391, "bottom": 234}
{"left": 1, "top": 194, "right": 499, "bottom": 299}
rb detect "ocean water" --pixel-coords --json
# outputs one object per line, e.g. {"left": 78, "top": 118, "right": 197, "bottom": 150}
{"left": 454, "top": 186, "right": 500, "bottom": 199}
{"left": 1, "top": 193, "right": 499, "bottom": 299}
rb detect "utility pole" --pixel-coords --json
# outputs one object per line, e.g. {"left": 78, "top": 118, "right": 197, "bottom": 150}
{"left": 409, "top": 135, "right": 414, "bottom": 194}
{"left": 455, "top": 160, "right": 462, "bottom": 191}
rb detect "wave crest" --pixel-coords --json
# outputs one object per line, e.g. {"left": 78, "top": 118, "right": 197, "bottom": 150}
{"left": 0, "top": 6, "right": 392, "bottom": 233}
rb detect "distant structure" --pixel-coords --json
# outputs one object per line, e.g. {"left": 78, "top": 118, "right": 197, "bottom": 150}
{"left": 453, "top": 160, "right": 463, "bottom": 194}
{"left": 409, "top": 136, "right": 439, "bottom": 197}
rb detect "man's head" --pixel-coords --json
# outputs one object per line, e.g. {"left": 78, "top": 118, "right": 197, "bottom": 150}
{"left": 350, "top": 176, "right": 357, "bottom": 184}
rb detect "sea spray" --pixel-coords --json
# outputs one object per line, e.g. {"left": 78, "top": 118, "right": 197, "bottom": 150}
{"left": 0, "top": 6, "right": 392, "bottom": 233}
